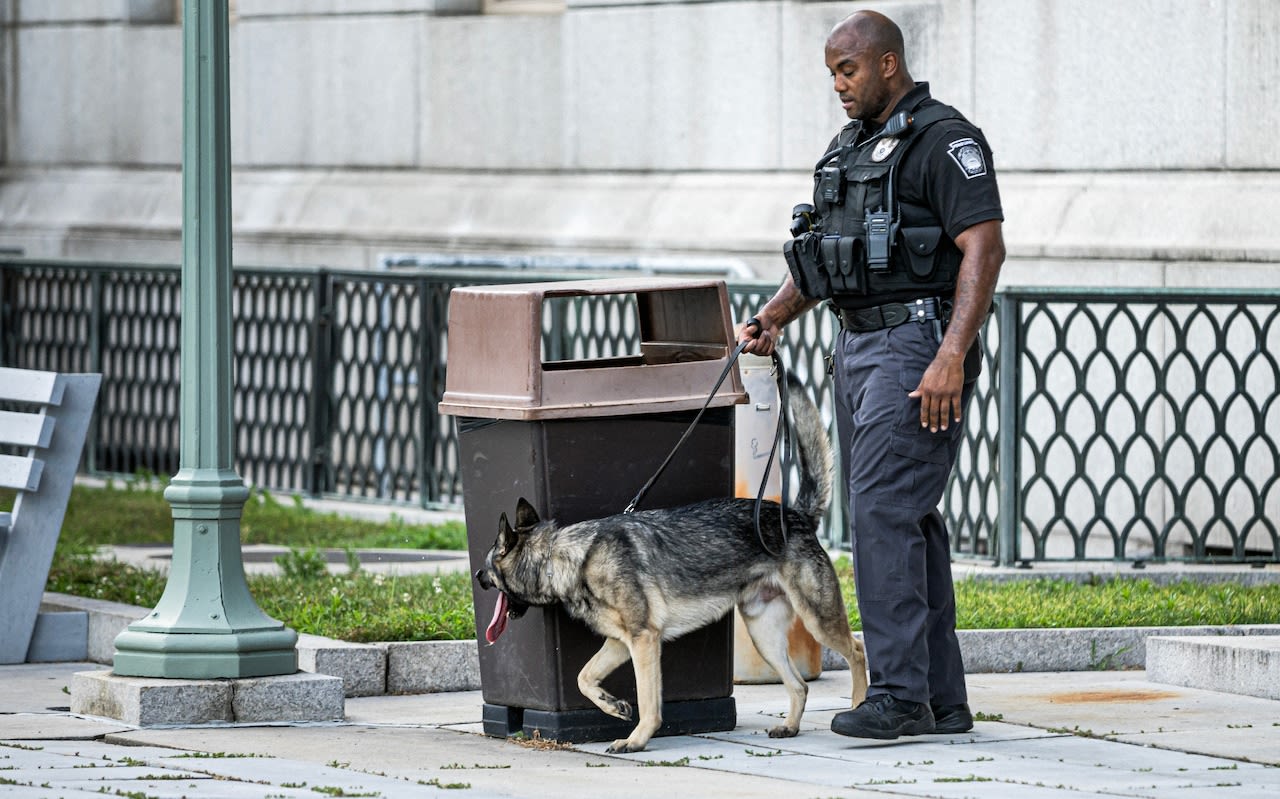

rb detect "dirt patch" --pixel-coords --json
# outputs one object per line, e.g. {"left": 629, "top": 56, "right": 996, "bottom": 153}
{"left": 1048, "top": 689, "right": 1180, "bottom": 704}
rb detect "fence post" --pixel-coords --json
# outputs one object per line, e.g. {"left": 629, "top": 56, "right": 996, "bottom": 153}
{"left": 416, "top": 276, "right": 433, "bottom": 506}
{"left": 995, "top": 291, "right": 1021, "bottom": 566}
{"left": 0, "top": 266, "right": 8, "bottom": 367}
{"left": 86, "top": 270, "right": 105, "bottom": 474}
{"left": 308, "top": 269, "right": 334, "bottom": 497}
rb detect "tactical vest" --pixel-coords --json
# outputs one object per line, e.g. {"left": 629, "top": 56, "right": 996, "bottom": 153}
{"left": 785, "top": 100, "right": 968, "bottom": 303}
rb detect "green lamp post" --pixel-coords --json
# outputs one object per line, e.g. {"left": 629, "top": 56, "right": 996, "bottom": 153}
{"left": 112, "top": 0, "right": 298, "bottom": 678}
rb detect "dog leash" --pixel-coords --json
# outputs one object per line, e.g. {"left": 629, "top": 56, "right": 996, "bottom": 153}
{"left": 623, "top": 322, "right": 794, "bottom": 556}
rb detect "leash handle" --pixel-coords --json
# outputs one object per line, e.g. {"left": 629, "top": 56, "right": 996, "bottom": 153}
{"left": 623, "top": 339, "right": 751, "bottom": 515}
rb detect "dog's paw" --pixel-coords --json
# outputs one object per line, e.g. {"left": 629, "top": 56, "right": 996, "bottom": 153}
{"left": 607, "top": 699, "right": 633, "bottom": 721}
{"left": 605, "top": 738, "right": 647, "bottom": 754}
{"left": 767, "top": 724, "right": 799, "bottom": 739}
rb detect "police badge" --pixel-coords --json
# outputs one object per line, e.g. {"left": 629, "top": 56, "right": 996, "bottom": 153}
{"left": 871, "top": 136, "right": 901, "bottom": 162}
{"left": 946, "top": 137, "right": 987, "bottom": 179}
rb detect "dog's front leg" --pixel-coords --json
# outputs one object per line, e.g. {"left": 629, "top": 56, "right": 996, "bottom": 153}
{"left": 608, "top": 630, "right": 662, "bottom": 754}
{"left": 577, "top": 638, "right": 634, "bottom": 722}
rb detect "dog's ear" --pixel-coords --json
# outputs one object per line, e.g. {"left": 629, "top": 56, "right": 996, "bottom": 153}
{"left": 497, "top": 512, "right": 517, "bottom": 555}
{"left": 514, "top": 497, "right": 540, "bottom": 529}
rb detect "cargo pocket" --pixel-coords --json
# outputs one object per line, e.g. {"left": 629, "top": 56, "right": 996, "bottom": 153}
{"left": 890, "top": 429, "right": 952, "bottom": 465}
{"left": 890, "top": 323, "right": 954, "bottom": 467}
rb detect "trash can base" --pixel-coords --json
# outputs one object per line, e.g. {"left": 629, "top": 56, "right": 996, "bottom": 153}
{"left": 482, "top": 703, "right": 524, "bottom": 739}
{"left": 482, "top": 698, "right": 737, "bottom": 745}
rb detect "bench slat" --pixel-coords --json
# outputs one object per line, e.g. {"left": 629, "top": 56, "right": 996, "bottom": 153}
{"left": 0, "top": 368, "right": 65, "bottom": 405}
{"left": 0, "top": 411, "right": 56, "bottom": 448}
{"left": 0, "top": 455, "right": 44, "bottom": 492}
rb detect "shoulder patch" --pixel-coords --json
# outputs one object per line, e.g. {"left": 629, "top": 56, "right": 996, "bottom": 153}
{"left": 946, "top": 137, "right": 987, "bottom": 179}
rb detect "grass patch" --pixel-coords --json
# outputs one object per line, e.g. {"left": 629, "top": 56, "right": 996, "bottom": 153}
{"left": 46, "top": 553, "right": 476, "bottom": 642}
{"left": 37, "top": 478, "right": 475, "bottom": 642}
{"left": 52, "top": 478, "right": 466, "bottom": 555}
{"left": 26, "top": 479, "right": 1280, "bottom": 643}
{"left": 831, "top": 558, "right": 1280, "bottom": 630}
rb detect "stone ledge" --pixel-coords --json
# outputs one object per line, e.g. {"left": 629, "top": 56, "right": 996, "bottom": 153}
{"left": 8, "top": 167, "right": 1280, "bottom": 278}
{"left": 1146, "top": 635, "right": 1280, "bottom": 701}
{"left": 820, "top": 624, "right": 1280, "bottom": 675}
{"left": 296, "top": 633, "right": 387, "bottom": 698}
{"left": 383, "top": 640, "right": 481, "bottom": 694}
{"left": 71, "top": 670, "right": 345, "bottom": 726}
{"left": 45, "top": 592, "right": 1280, "bottom": 695}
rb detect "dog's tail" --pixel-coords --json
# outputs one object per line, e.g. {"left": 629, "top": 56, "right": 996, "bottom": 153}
{"left": 786, "top": 373, "right": 834, "bottom": 525}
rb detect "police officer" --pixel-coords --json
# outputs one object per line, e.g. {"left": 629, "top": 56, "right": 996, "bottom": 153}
{"left": 739, "top": 10, "right": 1005, "bottom": 740}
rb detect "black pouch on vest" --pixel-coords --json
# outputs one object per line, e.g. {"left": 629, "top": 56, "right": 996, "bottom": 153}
{"left": 827, "top": 235, "right": 865, "bottom": 295}
{"left": 899, "top": 225, "right": 945, "bottom": 280}
{"left": 784, "top": 232, "right": 831, "bottom": 300}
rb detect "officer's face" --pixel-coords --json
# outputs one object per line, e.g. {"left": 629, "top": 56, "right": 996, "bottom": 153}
{"left": 825, "top": 37, "right": 891, "bottom": 123}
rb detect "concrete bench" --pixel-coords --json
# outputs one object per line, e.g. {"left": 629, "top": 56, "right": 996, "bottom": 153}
{"left": 0, "top": 367, "right": 101, "bottom": 664}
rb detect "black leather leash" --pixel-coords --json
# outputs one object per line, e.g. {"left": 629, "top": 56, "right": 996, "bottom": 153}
{"left": 623, "top": 319, "right": 793, "bottom": 556}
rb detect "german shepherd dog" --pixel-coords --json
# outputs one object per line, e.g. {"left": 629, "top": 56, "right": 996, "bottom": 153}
{"left": 475, "top": 379, "right": 868, "bottom": 753}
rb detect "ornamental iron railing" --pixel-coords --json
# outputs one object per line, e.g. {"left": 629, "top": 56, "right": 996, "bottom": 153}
{"left": 1, "top": 258, "right": 1275, "bottom": 565}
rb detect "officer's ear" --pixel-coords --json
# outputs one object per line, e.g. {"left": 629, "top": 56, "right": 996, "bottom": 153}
{"left": 879, "top": 50, "right": 900, "bottom": 80}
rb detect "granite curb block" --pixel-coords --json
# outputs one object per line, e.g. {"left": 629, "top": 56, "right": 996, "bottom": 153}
{"left": 383, "top": 639, "right": 482, "bottom": 694}
{"left": 1146, "top": 635, "right": 1280, "bottom": 701}
{"left": 296, "top": 633, "right": 386, "bottom": 697}
{"left": 71, "top": 670, "right": 345, "bottom": 726}
{"left": 820, "top": 625, "right": 1280, "bottom": 674}
{"left": 956, "top": 624, "right": 1280, "bottom": 672}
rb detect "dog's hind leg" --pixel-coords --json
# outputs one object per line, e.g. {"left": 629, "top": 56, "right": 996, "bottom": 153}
{"left": 784, "top": 564, "right": 868, "bottom": 709}
{"left": 577, "top": 637, "right": 635, "bottom": 722}
{"left": 739, "top": 593, "right": 809, "bottom": 738}
{"left": 607, "top": 630, "right": 663, "bottom": 754}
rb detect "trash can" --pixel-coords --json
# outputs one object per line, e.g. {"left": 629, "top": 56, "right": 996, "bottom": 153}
{"left": 731, "top": 353, "right": 823, "bottom": 684}
{"left": 438, "top": 278, "right": 748, "bottom": 744}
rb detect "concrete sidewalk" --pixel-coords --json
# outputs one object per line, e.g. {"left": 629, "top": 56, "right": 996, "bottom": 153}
{"left": 3, "top": 661, "right": 1278, "bottom": 798}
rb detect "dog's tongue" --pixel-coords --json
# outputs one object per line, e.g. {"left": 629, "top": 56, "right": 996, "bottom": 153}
{"left": 485, "top": 592, "right": 509, "bottom": 644}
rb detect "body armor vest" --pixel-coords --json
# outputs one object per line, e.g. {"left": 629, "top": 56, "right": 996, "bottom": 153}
{"left": 784, "top": 100, "right": 967, "bottom": 303}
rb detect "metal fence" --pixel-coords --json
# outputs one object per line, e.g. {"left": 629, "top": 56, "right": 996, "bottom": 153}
{"left": 1, "top": 258, "right": 1276, "bottom": 565}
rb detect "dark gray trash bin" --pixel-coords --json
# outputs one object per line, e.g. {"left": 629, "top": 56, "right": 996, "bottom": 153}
{"left": 439, "top": 278, "right": 747, "bottom": 743}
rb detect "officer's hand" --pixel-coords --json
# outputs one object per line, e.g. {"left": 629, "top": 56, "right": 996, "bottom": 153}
{"left": 908, "top": 355, "right": 965, "bottom": 432}
{"left": 737, "top": 317, "right": 780, "bottom": 356}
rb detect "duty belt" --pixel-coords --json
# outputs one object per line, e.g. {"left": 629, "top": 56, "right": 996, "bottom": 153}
{"left": 836, "top": 296, "right": 950, "bottom": 333}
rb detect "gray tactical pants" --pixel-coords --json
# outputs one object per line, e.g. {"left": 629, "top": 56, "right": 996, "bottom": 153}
{"left": 831, "top": 320, "right": 974, "bottom": 707}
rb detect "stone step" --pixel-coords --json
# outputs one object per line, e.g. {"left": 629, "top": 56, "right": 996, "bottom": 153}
{"left": 1146, "top": 635, "right": 1280, "bottom": 701}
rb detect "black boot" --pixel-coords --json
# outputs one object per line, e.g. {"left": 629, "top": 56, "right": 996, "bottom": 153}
{"left": 930, "top": 702, "right": 974, "bottom": 734}
{"left": 831, "top": 694, "right": 935, "bottom": 740}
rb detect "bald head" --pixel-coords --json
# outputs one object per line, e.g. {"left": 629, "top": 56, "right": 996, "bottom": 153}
{"left": 824, "top": 10, "right": 913, "bottom": 123}
{"left": 828, "top": 11, "right": 905, "bottom": 63}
